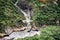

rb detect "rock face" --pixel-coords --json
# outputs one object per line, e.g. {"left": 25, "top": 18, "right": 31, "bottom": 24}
{"left": 4, "top": 30, "right": 40, "bottom": 40}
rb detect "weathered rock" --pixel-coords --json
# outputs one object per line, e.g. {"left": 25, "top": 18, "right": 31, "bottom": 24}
{"left": 4, "top": 30, "right": 40, "bottom": 40}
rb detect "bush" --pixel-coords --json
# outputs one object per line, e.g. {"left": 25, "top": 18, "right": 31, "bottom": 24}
{"left": 0, "top": 23, "right": 5, "bottom": 33}
{"left": 17, "top": 26, "right": 60, "bottom": 40}
{"left": 40, "top": 26, "right": 60, "bottom": 40}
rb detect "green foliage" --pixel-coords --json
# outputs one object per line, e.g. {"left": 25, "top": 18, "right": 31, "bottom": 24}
{"left": 0, "top": 0, "right": 60, "bottom": 32}
{"left": 0, "top": 0, "right": 24, "bottom": 26}
{"left": 0, "top": 23, "right": 5, "bottom": 33}
{"left": 40, "top": 26, "right": 60, "bottom": 40}
{"left": 0, "top": 0, "right": 25, "bottom": 32}
{"left": 17, "top": 26, "right": 60, "bottom": 40}
{"left": 26, "top": 0, "right": 60, "bottom": 25}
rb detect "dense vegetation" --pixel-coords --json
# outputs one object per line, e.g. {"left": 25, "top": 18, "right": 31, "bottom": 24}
{"left": 0, "top": 0, "right": 60, "bottom": 34}
{"left": 0, "top": 0, "right": 25, "bottom": 32}
{"left": 0, "top": 0, "right": 60, "bottom": 40}
{"left": 30, "top": 0, "right": 60, "bottom": 26}
{"left": 17, "top": 26, "right": 60, "bottom": 40}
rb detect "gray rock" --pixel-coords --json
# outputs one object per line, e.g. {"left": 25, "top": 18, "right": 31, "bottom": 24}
{"left": 4, "top": 30, "right": 40, "bottom": 40}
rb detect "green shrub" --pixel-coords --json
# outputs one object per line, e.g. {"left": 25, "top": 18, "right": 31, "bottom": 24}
{"left": 0, "top": 23, "right": 5, "bottom": 33}
{"left": 41, "top": 26, "right": 60, "bottom": 40}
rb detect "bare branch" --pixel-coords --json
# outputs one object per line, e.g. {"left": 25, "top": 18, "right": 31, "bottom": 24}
{"left": 14, "top": 0, "right": 19, "bottom": 5}
{"left": 14, "top": 0, "right": 28, "bottom": 17}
